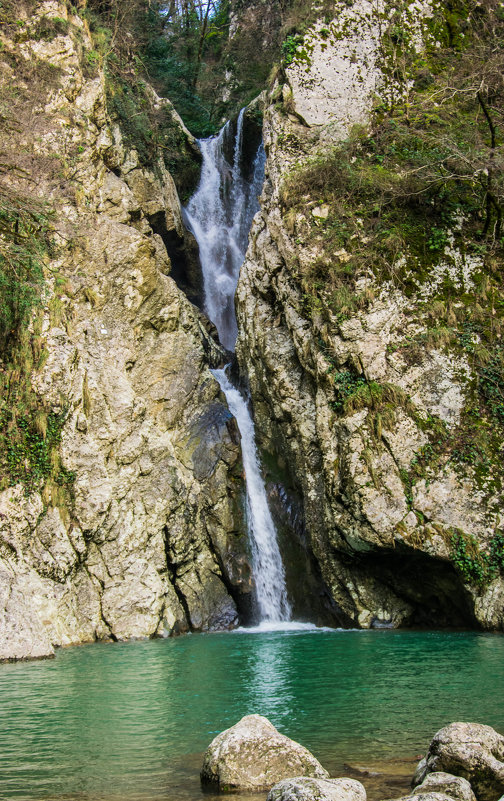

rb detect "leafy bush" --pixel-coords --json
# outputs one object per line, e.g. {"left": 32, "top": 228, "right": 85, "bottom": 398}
{"left": 451, "top": 530, "right": 504, "bottom": 586}
{"left": 282, "top": 34, "right": 305, "bottom": 65}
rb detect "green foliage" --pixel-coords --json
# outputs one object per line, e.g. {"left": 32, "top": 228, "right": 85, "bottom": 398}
{"left": 1, "top": 405, "right": 74, "bottom": 495}
{"left": 478, "top": 347, "right": 504, "bottom": 425}
{"left": 327, "top": 368, "right": 367, "bottom": 413}
{"left": 85, "top": 0, "right": 232, "bottom": 137}
{"left": 0, "top": 311, "right": 76, "bottom": 500}
{"left": 0, "top": 188, "right": 49, "bottom": 357}
{"left": 450, "top": 530, "right": 504, "bottom": 586}
{"left": 282, "top": 34, "right": 305, "bottom": 65}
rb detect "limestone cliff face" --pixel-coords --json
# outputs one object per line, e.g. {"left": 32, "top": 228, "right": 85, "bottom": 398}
{"left": 0, "top": 1, "right": 251, "bottom": 660}
{"left": 236, "top": 0, "right": 504, "bottom": 630}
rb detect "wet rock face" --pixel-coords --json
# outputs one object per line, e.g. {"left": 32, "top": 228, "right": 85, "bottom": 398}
{"left": 201, "top": 714, "right": 329, "bottom": 791}
{"left": 0, "top": 1, "right": 251, "bottom": 660}
{"left": 414, "top": 724, "right": 504, "bottom": 801}
{"left": 236, "top": 0, "right": 504, "bottom": 631}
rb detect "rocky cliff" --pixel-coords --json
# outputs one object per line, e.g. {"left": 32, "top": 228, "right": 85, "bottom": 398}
{"left": 236, "top": 0, "right": 504, "bottom": 629}
{"left": 0, "top": 0, "right": 252, "bottom": 660}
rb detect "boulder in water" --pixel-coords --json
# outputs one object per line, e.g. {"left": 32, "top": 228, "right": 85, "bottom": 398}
{"left": 413, "top": 723, "right": 504, "bottom": 801}
{"left": 200, "top": 714, "right": 329, "bottom": 791}
{"left": 390, "top": 794, "right": 463, "bottom": 801}
{"left": 267, "top": 776, "right": 366, "bottom": 801}
{"left": 412, "top": 772, "right": 476, "bottom": 801}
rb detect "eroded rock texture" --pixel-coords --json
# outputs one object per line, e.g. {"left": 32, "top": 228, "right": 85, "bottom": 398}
{"left": 0, "top": 1, "right": 251, "bottom": 660}
{"left": 267, "top": 777, "right": 367, "bottom": 801}
{"left": 236, "top": 0, "right": 504, "bottom": 629}
{"left": 414, "top": 724, "right": 504, "bottom": 801}
{"left": 201, "top": 714, "right": 329, "bottom": 792}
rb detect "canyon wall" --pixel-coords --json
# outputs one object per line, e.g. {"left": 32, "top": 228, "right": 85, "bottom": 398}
{"left": 0, "top": 0, "right": 251, "bottom": 660}
{"left": 236, "top": 0, "right": 504, "bottom": 629}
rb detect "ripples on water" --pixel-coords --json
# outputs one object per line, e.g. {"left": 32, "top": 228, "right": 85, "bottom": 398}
{"left": 0, "top": 629, "right": 503, "bottom": 801}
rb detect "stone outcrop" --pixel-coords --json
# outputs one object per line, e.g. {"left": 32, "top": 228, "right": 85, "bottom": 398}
{"left": 413, "top": 723, "right": 504, "bottom": 801}
{"left": 412, "top": 773, "right": 477, "bottom": 801}
{"left": 0, "top": 1, "right": 251, "bottom": 660}
{"left": 235, "top": 0, "right": 504, "bottom": 629}
{"left": 267, "top": 776, "right": 367, "bottom": 801}
{"left": 200, "top": 714, "right": 329, "bottom": 791}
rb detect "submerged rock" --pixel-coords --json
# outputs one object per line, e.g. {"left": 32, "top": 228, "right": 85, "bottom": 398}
{"left": 200, "top": 714, "right": 329, "bottom": 791}
{"left": 413, "top": 723, "right": 504, "bottom": 801}
{"left": 267, "top": 776, "right": 366, "bottom": 801}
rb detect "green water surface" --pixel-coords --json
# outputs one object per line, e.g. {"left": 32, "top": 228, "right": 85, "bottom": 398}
{"left": 0, "top": 628, "right": 503, "bottom": 801}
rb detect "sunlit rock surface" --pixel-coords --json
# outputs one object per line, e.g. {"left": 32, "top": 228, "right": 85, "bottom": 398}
{"left": 236, "top": 0, "right": 504, "bottom": 630}
{"left": 0, "top": 1, "right": 251, "bottom": 660}
{"left": 267, "top": 776, "right": 367, "bottom": 801}
{"left": 413, "top": 723, "right": 504, "bottom": 801}
{"left": 201, "top": 714, "right": 329, "bottom": 791}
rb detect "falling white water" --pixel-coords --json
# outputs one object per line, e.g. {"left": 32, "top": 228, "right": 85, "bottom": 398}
{"left": 212, "top": 367, "right": 291, "bottom": 623}
{"left": 183, "top": 108, "right": 266, "bottom": 351}
{"left": 185, "top": 110, "right": 290, "bottom": 623}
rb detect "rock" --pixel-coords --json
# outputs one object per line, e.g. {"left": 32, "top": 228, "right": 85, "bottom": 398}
{"left": 235, "top": 0, "right": 504, "bottom": 631}
{"left": 393, "top": 794, "right": 460, "bottom": 801}
{"left": 414, "top": 723, "right": 504, "bottom": 801}
{"left": 412, "top": 773, "right": 476, "bottom": 801}
{"left": 267, "top": 776, "right": 366, "bottom": 801}
{"left": 200, "top": 714, "right": 329, "bottom": 791}
{"left": 0, "top": 1, "right": 251, "bottom": 659}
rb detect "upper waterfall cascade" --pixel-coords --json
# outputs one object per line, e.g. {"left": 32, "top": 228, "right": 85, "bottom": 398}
{"left": 184, "top": 112, "right": 291, "bottom": 623}
{"left": 183, "top": 109, "right": 265, "bottom": 351}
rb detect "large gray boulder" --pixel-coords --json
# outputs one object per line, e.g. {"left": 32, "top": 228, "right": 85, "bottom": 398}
{"left": 267, "top": 776, "right": 366, "bottom": 801}
{"left": 413, "top": 723, "right": 504, "bottom": 801}
{"left": 200, "top": 714, "right": 329, "bottom": 791}
{"left": 413, "top": 772, "right": 476, "bottom": 801}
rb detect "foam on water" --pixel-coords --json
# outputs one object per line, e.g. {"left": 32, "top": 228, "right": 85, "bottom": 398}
{"left": 233, "top": 621, "right": 334, "bottom": 634}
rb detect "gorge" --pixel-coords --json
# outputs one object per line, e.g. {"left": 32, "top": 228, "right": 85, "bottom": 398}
{"left": 1, "top": 0, "right": 504, "bottom": 661}
{"left": 1, "top": 0, "right": 504, "bottom": 797}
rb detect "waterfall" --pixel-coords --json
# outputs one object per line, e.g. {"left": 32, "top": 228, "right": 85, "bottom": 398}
{"left": 212, "top": 367, "right": 291, "bottom": 623}
{"left": 183, "top": 109, "right": 266, "bottom": 352}
{"left": 184, "top": 111, "right": 291, "bottom": 624}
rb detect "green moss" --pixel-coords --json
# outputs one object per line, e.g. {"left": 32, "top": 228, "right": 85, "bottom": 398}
{"left": 0, "top": 188, "right": 74, "bottom": 500}
{"left": 0, "top": 189, "right": 50, "bottom": 357}
{"left": 105, "top": 77, "right": 200, "bottom": 201}
{"left": 1, "top": 404, "right": 74, "bottom": 495}
{"left": 30, "top": 16, "right": 70, "bottom": 41}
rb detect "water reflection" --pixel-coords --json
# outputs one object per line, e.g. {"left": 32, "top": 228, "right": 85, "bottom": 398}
{"left": 246, "top": 632, "right": 294, "bottom": 724}
{"left": 0, "top": 631, "right": 503, "bottom": 801}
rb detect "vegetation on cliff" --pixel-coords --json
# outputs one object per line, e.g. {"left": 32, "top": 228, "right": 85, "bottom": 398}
{"left": 279, "top": 0, "right": 504, "bottom": 516}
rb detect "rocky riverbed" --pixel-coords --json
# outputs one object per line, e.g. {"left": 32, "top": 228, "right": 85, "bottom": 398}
{"left": 201, "top": 717, "right": 504, "bottom": 801}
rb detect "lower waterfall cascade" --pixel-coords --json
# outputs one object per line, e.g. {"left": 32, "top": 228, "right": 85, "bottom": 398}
{"left": 212, "top": 367, "right": 291, "bottom": 623}
{"left": 184, "top": 112, "right": 292, "bottom": 625}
